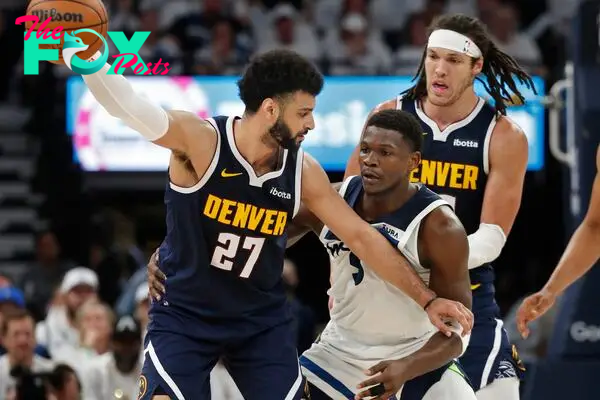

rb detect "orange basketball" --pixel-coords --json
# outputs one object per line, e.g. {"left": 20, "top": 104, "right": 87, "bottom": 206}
{"left": 25, "top": 0, "right": 108, "bottom": 64}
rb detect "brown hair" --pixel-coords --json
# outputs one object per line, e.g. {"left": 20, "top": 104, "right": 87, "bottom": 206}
{"left": 402, "top": 14, "right": 536, "bottom": 115}
{"left": 1, "top": 308, "right": 33, "bottom": 336}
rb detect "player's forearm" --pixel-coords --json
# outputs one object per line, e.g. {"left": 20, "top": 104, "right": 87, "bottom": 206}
{"left": 544, "top": 220, "right": 600, "bottom": 295}
{"left": 80, "top": 60, "right": 168, "bottom": 141}
{"left": 399, "top": 333, "right": 463, "bottom": 381}
{"left": 351, "top": 227, "right": 435, "bottom": 307}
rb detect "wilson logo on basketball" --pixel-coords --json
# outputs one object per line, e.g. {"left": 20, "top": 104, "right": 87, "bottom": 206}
{"left": 17, "top": 0, "right": 171, "bottom": 76}
{"left": 30, "top": 8, "right": 83, "bottom": 23}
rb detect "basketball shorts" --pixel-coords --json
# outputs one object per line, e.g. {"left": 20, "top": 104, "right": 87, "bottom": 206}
{"left": 138, "top": 321, "right": 303, "bottom": 400}
{"left": 300, "top": 341, "right": 475, "bottom": 400}
{"left": 459, "top": 316, "right": 525, "bottom": 392}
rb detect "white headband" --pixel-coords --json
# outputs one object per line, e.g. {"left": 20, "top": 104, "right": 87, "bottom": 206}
{"left": 427, "top": 29, "right": 482, "bottom": 58}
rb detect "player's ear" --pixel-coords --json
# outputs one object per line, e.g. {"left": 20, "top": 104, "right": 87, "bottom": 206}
{"left": 409, "top": 151, "right": 421, "bottom": 171}
{"left": 260, "top": 98, "right": 280, "bottom": 122}
{"left": 472, "top": 57, "right": 483, "bottom": 76}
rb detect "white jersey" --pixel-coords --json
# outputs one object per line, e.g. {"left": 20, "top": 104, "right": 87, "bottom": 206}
{"left": 319, "top": 176, "right": 449, "bottom": 362}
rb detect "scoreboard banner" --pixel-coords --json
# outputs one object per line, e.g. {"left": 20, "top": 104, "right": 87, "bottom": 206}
{"left": 66, "top": 75, "right": 545, "bottom": 172}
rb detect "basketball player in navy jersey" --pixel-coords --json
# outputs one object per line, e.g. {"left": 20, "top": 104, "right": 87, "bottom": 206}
{"left": 516, "top": 146, "right": 600, "bottom": 338}
{"left": 68, "top": 49, "right": 472, "bottom": 400}
{"left": 344, "top": 14, "right": 534, "bottom": 400}
{"left": 146, "top": 109, "right": 477, "bottom": 400}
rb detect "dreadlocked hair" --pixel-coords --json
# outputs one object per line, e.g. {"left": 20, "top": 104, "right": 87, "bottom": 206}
{"left": 402, "top": 14, "right": 537, "bottom": 116}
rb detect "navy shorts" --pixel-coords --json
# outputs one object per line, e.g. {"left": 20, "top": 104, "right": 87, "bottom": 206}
{"left": 138, "top": 321, "right": 303, "bottom": 400}
{"left": 459, "top": 316, "right": 525, "bottom": 391}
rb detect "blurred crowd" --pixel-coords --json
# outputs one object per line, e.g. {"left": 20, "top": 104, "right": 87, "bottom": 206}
{"left": 0, "top": 0, "right": 579, "bottom": 102}
{"left": 0, "top": 227, "right": 313, "bottom": 398}
{"left": 0, "top": 0, "right": 585, "bottom": 398}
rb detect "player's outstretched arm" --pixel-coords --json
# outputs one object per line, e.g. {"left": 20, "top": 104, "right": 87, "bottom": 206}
{"left": 301, "top": 153, "right": 473, "bottom": 335}
{"left": 517, "top": 147, "right": 600, "bottom": 338}
{"left": 72, "top": 54, "right": 213, "bottom": 156}
{"left": 469, "top": 117, "right": 528, "bottom": 269}
{"left": 286, "top": 183, "right": 341, "bottom": 248}
{"left": 355, "top": 206, "right": 471, "bottom": 400}
{"left": 344, "top": 100, "right": 397, "bottom": 179}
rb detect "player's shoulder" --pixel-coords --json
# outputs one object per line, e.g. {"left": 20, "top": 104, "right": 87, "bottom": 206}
{"left": 371, "top": 98, "right": 398, "bottom": 114}
{"left": 492, "top": 114, "right": 528, "bottom": 145}
{"left": 167, "top": 110, "right": 220, "bottom": 139}
{"left": 421, "top": 204, "right": 467, "bottom": 243}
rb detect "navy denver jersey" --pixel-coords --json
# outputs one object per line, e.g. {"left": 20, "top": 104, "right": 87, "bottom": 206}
{"left": 398, "top": 96, "right": 499, "bottom": 317}
{"left": 150, "top": 115, "right": 303, "bottom": 337}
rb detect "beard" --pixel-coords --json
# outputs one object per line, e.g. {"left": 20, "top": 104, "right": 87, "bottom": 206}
{"left": 267, "top": 117, "right": 305, "bottom": 150}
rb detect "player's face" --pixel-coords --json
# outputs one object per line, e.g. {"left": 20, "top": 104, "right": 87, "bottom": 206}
{"left": 268, "top": 91, "right": 315, "bottom": 150}
{"left": 359, "top": 126, "right": 420, "bottom": 195}
{"left": 424, "top": 48, "right": 483, "bottom": 106}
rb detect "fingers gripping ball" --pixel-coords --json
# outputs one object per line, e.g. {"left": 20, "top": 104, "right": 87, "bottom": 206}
{"left": 25, "top": 0, "right": 108, "bottom": 64}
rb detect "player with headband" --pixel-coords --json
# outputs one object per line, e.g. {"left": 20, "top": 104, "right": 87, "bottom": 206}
{"left": 344, "top": 14, "right": 535, "bottom": 400}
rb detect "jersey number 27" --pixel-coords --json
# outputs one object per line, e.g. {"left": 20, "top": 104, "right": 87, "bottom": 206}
{"left": 211, "top": 233, "right": 265, "bottom": 278}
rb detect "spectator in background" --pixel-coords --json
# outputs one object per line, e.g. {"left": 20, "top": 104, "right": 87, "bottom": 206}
{"left": 52, "top": 300, "right": 114, "bottom": 380}
{"left": 168, "top": 0, "right": 252, "bottom": 72}
{"left": 135, "top": 2, "right": 184, "bottom": 75}
{"left": 47, "top": 364, "right": 82, "bottom": 400}
{"left": 257, "top": 3, "right": 321, "bottom": 63}
{"left": 107, "top": 0, "right": 140, "bottom": 39}
{"left": 394, "top": 12, "right": 429, "bottom": 75}
{"left": 82, "top": 315, "right": 142, "bottom": 400}
{"left": 0, "top": 285, "right": 50, "bottom": 358}
{"left": 134, "top": 283, "right": 149, "bottom": 338}
{"left": 486, "top": 2, "right": 544, "bottom": 74}
{"left": 283, "top": 259, "right": 316, "bottom": 354}
{"left": 20, "top": 230, "right": 74, "bottom": 320}
{"left": 475, "top": 0, "right": 501, "bottom": 26}
{"left": 0, "top": 309, "right": 54, "bottom": 397}
{"left": 194, "top": 19, "right": 248, "bottom": 75}
{"left": 327, "top": 13, "right": 392, "bottom": 76}
{"left": 36, "top": 267, "right": 98, "bottom": 357}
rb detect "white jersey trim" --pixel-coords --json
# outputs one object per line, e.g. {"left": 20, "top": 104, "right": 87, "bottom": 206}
{"left": 169, "top": 117, "right": 221, "bottom": 194}
{"left": 482, "top": 117, "right": 497, "bottom": 175}
{"left": 225, "top": 116, "right": 289, "bottom": 188}
{"left": 293, "top": 149, "right": 304, "bottom": 218}
{"left": 415, "top": 97, "right": 485, "bottom": 142}
{"left": 396, "top": 95, "right": 403, "bottom": 110}
{"left": 397, "top": 198, "right": 449, "bottom": 249}
{"left": 319, "top": 175, "right": 356, "bottom": 241}
{"left": 145, "top": 341, "right": 185, "bottom": 399}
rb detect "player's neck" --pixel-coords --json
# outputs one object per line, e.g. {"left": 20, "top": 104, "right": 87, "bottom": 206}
{"left": 359, "top": 182, "right": 416, "bottom": 221}
{"left": 422, "top": 90, "right": 479, "bottom": 129}
{"left": 234, "top": 117, "right": 280, "bottom": 171}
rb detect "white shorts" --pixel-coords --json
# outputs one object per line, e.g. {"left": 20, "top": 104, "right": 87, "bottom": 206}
{"left": 300, "top": 342, "right": 477, "bottom": 400}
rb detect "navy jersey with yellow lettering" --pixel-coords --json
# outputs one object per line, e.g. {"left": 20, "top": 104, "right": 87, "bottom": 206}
{"left": 398, "top": 96, "right": 498, "bottom": 316}
{"left": 150, "top": 115, "right": 303, "bottom": 338}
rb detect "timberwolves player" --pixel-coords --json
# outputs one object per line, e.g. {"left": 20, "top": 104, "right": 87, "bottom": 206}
{"left": 286, "top": 109, "right": 476, "bottom": 400}
{"left": 345, "top": 15, "right": 533, "bottom": 400}
{"left": 69, "top": 49, "right": 472, "bottom": 400}
{"left": 516, "top": 146, "right": 600, "bottom": 338}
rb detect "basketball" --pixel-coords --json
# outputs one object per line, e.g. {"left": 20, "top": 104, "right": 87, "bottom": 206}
{"left": 25, "top": 0, "right": 108, "bottom": 64}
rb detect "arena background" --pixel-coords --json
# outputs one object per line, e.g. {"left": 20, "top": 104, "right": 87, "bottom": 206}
{"left": 0, "top": 0, "right": 597, "bottom": 399}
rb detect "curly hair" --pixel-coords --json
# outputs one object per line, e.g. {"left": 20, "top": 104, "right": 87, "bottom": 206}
{"left": 237, "top": 50, "right": 324, "bottom": 113}
{"left": 402, "top": 14, "right": 536, "bottom": 115}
